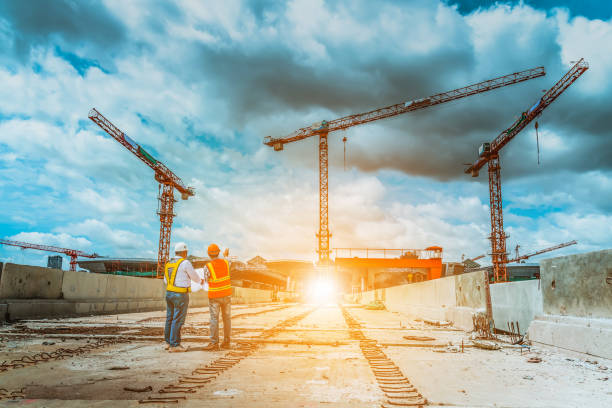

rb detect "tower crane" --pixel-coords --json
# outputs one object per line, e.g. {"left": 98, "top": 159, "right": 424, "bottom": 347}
{"left": 465, "top": 59, "right": 588, "bottom": 282}
{"left": 264, "top": 67, "right": 546, "bottom": 264}
{"left": 88, "top": 108, "right": 195, "bottom": 278}
{"left": 465, "top": 254, "right": 486, "bottom": 263}
{"left": 0, "top": 239, "right": 100, "bottom": 271}
{"left": 508, "top": 240, "right": 577, "bottom": 264}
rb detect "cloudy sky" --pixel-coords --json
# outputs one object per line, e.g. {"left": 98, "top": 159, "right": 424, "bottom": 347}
{"left": 0, "top": 0, "right": 610, "bottom": 268}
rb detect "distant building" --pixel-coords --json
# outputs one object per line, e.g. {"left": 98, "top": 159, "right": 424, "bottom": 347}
{"left": 443, "top": 262, "right": 465, "bottom": 276}
{"left": 77, "top": 258, "right": 157, "bottom": 276}
{"left": 247, "top": 256, "right": 267, "bottom": 266}
{"left": 47, "top": 255, "right": 63, "bottom": 270}
{"left": 469, "top": 263, "right": 540, "bottom": 281}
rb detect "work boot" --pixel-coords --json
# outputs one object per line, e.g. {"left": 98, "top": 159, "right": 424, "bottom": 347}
{"left": 168, "top": 344, "right": 187, "bottom": 353}
{"left": 203, "top": 342, "right": 220, "bottom": 351}
{"left": 220, "top": 342, "right": 231, "bottom": 350}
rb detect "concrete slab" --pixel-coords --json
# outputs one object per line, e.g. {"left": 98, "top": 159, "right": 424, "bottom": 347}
{"left": 0, "top": 263, "right": 64, "bottom": 299}
{"left": 61, "top": 270, "right": 109, "bottom": 300}
{"left": 6, "top": 300, "right": 76, "bottom": 320}
{"left": 491, "top": 279, "right": 543, "bottom": 334}
{"left": 1, "top": 301, "right": 610, "bottom": 406}
{"left": 540, "top": 249, "right": 612, "bottom": 318}
{"left": 528, "top": 314, "right": 612, "bottom": 359}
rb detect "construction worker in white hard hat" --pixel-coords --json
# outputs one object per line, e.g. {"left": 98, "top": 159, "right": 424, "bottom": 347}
{"left": 203, "top": 243, "right": 232, "bottom": 351}
{"left": 163, "top": 242, "right": 205, "bottom": 352}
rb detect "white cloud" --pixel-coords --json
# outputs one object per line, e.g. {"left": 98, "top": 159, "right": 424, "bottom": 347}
{"left": 1, "top": 0, "right": 610, "bottom": 270}
{"left": 56, "top": 219, "right": 153, "bottom": 255}
{"left": 9, "top": 231, "right": 92, "bottom": 251}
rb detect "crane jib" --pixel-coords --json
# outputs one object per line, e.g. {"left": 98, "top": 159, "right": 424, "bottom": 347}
{"left": 466, "top": 58, "right": 588, "bottom": 175}
{"left": 138, "top": 146, "right": 158, "bottom": 165}
{"left": 263, "top": 65, "right": 545, "bottom": 146}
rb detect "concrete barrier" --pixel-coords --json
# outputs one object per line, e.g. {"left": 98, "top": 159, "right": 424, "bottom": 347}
{"left": 540, "top": 249, "right": 611, "bottom": 318}
{"left": 61, "top": 269, "right": 109, "bottom": 299}
{"left": 351, "top": 270, "right": 550, "bottom": 334}
{"left": 0, "top": 263, "right": 274, "bottom": 321}
{"left": 490, "top": 279, "right": 542, "bottom": 335}
{"left": 277, "top": 291, "right": 298, "bottom": 302}
{"left": 0, "top": 263, "right": 64, "bottom": 299}
{"left": 352, "top": 271, "right": 488, "bottom": 331}
{"left": 233, "top": 286, "right": 273, "bottom": 304}
{"left": 528, "top": 249, "right": 612, "bottom": 359}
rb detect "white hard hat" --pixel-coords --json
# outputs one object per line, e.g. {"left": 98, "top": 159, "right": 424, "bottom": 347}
{"left": 174, "top": 242, "right": 188, "bottom": 253}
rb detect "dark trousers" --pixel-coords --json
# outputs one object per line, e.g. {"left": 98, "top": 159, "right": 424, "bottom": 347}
{"left": 209, "top": 295, "right": 231, "bottom": 344}
{"left": 165, "top": 291, "right": 189, "bottom": 347}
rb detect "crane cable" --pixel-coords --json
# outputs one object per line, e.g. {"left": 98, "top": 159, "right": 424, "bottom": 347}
{"left": 535, "top": 121, "right": 540, "bottom": 165}
{"left": 342, "top": 136, "right": 347, "bottom": 171}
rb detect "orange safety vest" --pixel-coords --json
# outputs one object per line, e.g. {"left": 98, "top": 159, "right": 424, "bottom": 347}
{"left": 207, "top": 258, "right": 231, "bottom": 298}
{"left": 164, "top": 258, "right": 191, "bottom": 293}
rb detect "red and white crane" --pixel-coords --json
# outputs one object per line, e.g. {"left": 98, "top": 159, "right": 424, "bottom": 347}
{"left": 88, "top": 108, "right": 195, "bottom": 278}
{"left": 264, "top": 66, "right": 546, "bottom": 264}
{"left": 465, "top": 59, "right": 588, "bottom": 282}
{"left": 0, "top": 239, "right": 100, "bottom": 271}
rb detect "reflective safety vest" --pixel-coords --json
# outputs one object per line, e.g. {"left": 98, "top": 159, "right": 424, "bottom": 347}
{"left": 207, "top": 258, "right": 231, "bottom": 298}
{"left": 164, "top": 258, "right": 191, "bottom": 293}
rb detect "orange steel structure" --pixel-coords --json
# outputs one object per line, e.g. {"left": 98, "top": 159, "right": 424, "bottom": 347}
{"left": 264, "top": 67, "right": 545, "bottom": 265}
{"left": 465, "top": 59, "right": 588, "bottom": 282}
{"left": 333, "top": 247, "right": 443, "bottom": 281}
{"left": 88, "top": 108, "right": 195, "bottom": 278}
{"left": 466, "top": 254, "right": 486, "bottom": 262}
{"left": 0, "top": 239, "right": 99, "bottom": 272}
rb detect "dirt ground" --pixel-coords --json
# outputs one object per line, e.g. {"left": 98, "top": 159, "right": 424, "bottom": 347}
{"left": 1, "top": 302, "right": 610, "bottom": 407}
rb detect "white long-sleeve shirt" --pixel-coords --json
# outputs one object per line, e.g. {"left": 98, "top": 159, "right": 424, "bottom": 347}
{"left": 163, "top": 258, "right": 200, "bottom": 288}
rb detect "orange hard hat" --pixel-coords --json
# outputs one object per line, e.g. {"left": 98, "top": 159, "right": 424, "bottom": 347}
{"left": 207, "top": 243, "right": 220, "bottom": 256}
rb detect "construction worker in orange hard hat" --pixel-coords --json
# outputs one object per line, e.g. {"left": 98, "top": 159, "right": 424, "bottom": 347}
{"left": 163, "top": 242, "right": 205, "bottom": 352}
{"left": 203, "top": 243, "right": 232, "bottom": 351}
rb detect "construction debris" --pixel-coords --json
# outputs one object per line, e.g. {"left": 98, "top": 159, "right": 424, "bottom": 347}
{"left": 472, "top": 340, "right": 501, "bottom": 350}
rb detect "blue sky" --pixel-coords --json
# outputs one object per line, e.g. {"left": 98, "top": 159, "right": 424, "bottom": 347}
{"left": 0, "top": 0, "right": 610, "bottom": 268}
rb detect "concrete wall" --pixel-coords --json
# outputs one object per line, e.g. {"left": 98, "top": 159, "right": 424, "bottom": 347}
{"left": 350, "top": 270, "right": 488, "bottom": 331}
{"left": 529, "top": 250, "right": 612, "bottom": 359}
{"left": 233, "top": 286, "right": 273, "bottom": 304}
{"left": 277, "top": 291, "right": 298, "bottom": 302}
{"left": 0, "top": 263, "right": 274, "bottom": 321}
{"left": 0, "top": 263, "right": 64, "bottom": 299}
{"left": 490, "top": 279, "right": 543, "bottom": 335}
{"left": 61, "top": 269, "right": 166, "bottom": 300}
{"left": 540, "top": 249, "right": 611, "bottom": 318}
{"left": 351, "top": 270, "right": 547, "bottom": 334}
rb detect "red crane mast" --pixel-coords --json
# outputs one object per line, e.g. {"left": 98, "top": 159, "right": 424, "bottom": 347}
{"left": 88, "top": 109, "right": 195, "bottom": 278}
{"left": 0, "top": 239, "right": 99, "bottom": 271}
{"left": 264, "top": 66, "right": 546, "bottom": 264}
{"left": 465, "top": 59, "right": 588, "bottom": 282}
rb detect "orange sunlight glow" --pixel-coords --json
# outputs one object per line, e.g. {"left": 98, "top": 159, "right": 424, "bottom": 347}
{"left": 306, "top": 275, "right": 337, "bottom": 304}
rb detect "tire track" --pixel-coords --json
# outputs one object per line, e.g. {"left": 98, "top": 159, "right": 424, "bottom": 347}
{"left": 341, "top": 306, "right": 427, "bottom": 407}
